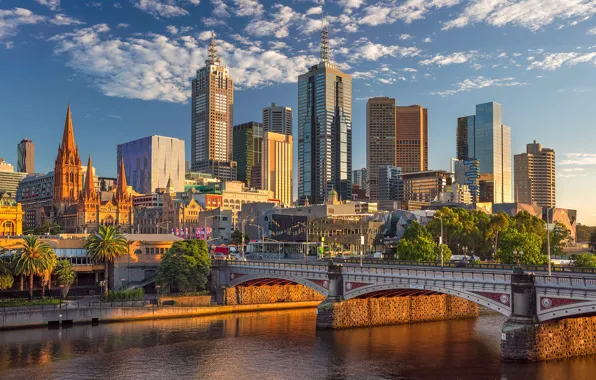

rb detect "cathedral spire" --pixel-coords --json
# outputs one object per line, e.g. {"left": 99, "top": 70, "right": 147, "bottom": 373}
{"left": 83, "top": 154, "right": 95, "bottom": 196}
{"left": 61, "top": 104, "right": 76, "bottom": 151}
{"left": 117, "top": 157, "right": 128, "bottom": 198}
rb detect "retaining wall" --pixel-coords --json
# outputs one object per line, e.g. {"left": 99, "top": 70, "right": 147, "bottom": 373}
{"left": 316, "top": 294, "right": 479, "bottom": 329}
{"left": 223, "top": 284, "right": 326, "bottom": 305}
{"left": 158, "top": 295, "right": 213, "bottom": 307}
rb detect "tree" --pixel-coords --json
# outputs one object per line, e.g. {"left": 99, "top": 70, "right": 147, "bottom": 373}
{"left": 590, "top": 231, "right": 596, "bottom": 251}
{"left": 549, "top": 222, "right": 571, "bottom": 256}
{"left": 0, "top": 255, "right": 14, "bottom": 291}
{"left": 231, "top": 229, "right": 244, "bottom": 245}
{"left": 40, "top": 252, "right": 57, "bottom": 298}
{"left": 13, "top": 235, "right": 57, "bottom": 299}
{"left": 496, "top": 229, "right": 548, "bottom": 265}
{"left": 397, "top": 221, "right": 451, "bottom": 262}
{"left": 85, "top": 225, "right": 129, "bottom": 295}
{"left": 156, "top": 240, "right": 211, "bottom": 293}
{"left": 54, "top": 259, "right": 76, "bottom": 298}
{"left": 573, "top": 252, "right": 596, "bottom": 269}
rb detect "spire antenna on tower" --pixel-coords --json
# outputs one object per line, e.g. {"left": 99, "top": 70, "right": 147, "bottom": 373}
{"left": 320, "top": 8, "right": 329, "bottom": 63}
{"left": 207, "top": 30, "right": 218, "bottom": 65}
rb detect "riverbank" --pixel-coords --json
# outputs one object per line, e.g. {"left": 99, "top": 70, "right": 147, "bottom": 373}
{"left": 0, "top": 301, "right": 322, "bottom": 330}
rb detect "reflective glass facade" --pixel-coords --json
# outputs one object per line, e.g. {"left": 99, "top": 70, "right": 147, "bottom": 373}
{"left": 298, "top": 62, "right": 352, "bottom": 205}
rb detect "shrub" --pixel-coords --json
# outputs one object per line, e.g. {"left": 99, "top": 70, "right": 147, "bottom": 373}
{"left": 103, "top": 288, "right": 144, "bottom": 302}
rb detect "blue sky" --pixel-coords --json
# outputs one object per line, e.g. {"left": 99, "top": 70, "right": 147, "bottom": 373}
{"left": 0, "top": 0, "right": 595, "bottom": 224}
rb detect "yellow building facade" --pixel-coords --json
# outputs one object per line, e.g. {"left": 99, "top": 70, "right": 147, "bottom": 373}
{"left": 0, "top": 194, "right": 23, "bottom": 236}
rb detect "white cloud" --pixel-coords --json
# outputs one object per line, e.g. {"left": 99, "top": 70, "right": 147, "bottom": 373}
{"left": 352, "top": 41, "right": 421, "bottom": 61}
{"left": 132, "top": 0, "right": 200, "bottom": 18}
{"left": 0, "top": 8, "right": 46, "bottom": 42}
{"left": 244, "top": 4, "right": 296, "bottom": 38}
{"left": 589, "top": 27, "right": 596, "bottom": 34}
{"left": 114, "top": 2, "right": 123, "bottom": 8}
{"left": 337, "top": 0, "right": 365, "bottom": 9}
{"left": 50, "top": 24, "right": 319, "bottom": 103}
{"left": 268, "top": 40, "right": 289, "bottom": 50}
{"left": 306, "top": 6, "right": 323, "bottom": 15}
{"left": 443, "top": 0, "right": 596, "bottom": 31}
{"left": 560, "top": 153, "right": 596, "bottom": 165}
{"left": 528, "top": 52, "right": 596, "bottom": 70}
{"left": 233, "top": 0, "right": 263, "bottom": 17}
{"left": 35, "top": 0, "right": 60, "bottom": 11}
{"left": 399, "top": 33, "right": 412, "bottom": 40}
{"left": 201, "top": 17, "right": 226, "bottom": 26}
{"left": 419, "top": 52, "right": 472, "bottom": 66}
{"left": 108, "top": 114, "right": 122, "bottom": 118}
{"left": 423, "top": 37, "right": 432, "bottom": 43}
{"left": 117, "top": 23, "right": 130, "bottom": 28}
{"left": 403, "top": 67, "right": 417, "bottom": 72}
{"left": 50, "top": 14, "right": 84, "bottom": 26}
{"left": 560, "top": 168, "right": 585, "bottom": 172}
{"left": 359, "top": 0, "right": 460, "bottom": 26}
{"left": 211, "top": 0, "right": 231, "bottom": 18}
{"left": 167, "top": 25, "right": 179, "bottom": 34}
{"left": 431, "top": 76, "right": 527, "bottom": 96}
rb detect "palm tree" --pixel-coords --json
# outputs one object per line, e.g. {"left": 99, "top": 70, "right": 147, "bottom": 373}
{"left": 13, "top": 235, "right": 56, "bottom": 299}
{"left": 85, "top": 225, "right": 128, "bottom": 295}
{"left": 0, "top": 254, "right": 14, "bottom": 291}
{"left": 54, "top": 259, "right": 76, "bottom": 298}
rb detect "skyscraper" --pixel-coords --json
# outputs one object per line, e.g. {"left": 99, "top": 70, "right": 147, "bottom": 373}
{"left": 396, "top": 105, "right": 428, "bottom": 173}
{"left": 263, "top": 103, "right": 292, "bottom": 136}
{"left": 191, "top": 32, "right": 236, "bottom": 180}
{"left": 298, "top": 26, "right": 352, "bottom": 205}
{"left": 117, "top": 135, "right": 185, "bottom": 194}
{"left": 457, "top": 102, "right": 512, "bottom": 203}
{"left": 261, "top": 131, "right": 293, "bottom": 206}
{"left": 377, "top": 165, "right": 402, "bottom": 202}
{"left": 17, "top": 139, "right": 34, "bottom": 174}
{"left": 367, "top": 97, "right": 396, "bottom": 201}
{"left": 514, "top": 141, "right": 555, "bottom": 208}
{"left": 352, "top": 168, "right": 368, "bottom": 191}
{"left": 233, "top": 122, "right": 263, "bottom": 188}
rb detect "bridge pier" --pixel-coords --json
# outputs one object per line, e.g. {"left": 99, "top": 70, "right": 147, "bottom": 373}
{"left": 316, "top": 262, "right": 344, "bottom": 329}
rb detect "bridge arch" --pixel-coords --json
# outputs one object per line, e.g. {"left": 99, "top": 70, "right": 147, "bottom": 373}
{"left": 343, "top": 283, "right": 512, "bottom": 317}
{"left": 228, "top": 273, "right": 329, "bottom": 298}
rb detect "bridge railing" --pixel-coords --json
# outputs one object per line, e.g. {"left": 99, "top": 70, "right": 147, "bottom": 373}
{"left": 342, "top": 259, "right": 596, "bottom": 274}
{"left": 227, "top": 260, "right": 327, "bottom": 272}
{"left": 535, "top": 274, "right": 596, "bottom": 289}
{"left": 342, "top": 265, "right": 512, "bottom": 284}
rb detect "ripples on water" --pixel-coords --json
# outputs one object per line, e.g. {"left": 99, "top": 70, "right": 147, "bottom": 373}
{"left": 1, "top": 308, "right": 595, "bottom": 380}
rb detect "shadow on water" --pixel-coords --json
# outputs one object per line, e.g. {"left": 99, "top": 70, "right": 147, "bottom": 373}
{"left": 1, "top": 309, "right": 596, "bottom": 380}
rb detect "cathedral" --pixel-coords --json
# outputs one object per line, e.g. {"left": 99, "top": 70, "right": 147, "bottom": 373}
{"left": 50, "top": 105, "right": 133, "bottom": 233}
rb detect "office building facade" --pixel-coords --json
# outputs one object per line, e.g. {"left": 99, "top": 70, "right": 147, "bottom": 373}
{"left": 298, "top": 27, "right": 352, "bottom": 205}
{"left": 233, "top": 122, "right": 263, "bottom": 188}
{"left": 396, "top": 105, "right": 428, "bottom": 174}
{"left": 514, "top": 141, "right": 555, "bottom": 208}
{"left": 261, "top": 131, "right": 293, "bottom": 206}
{"left": 457, "top": 102, "right": 512, "bottom": 203}
{"left": 17, "top": 138, "right": 34, "bottom": 174}
{"left": 401, "top": 170, "right": 452, "bottom": 210}
{"left": 378, "top": 165, "right": 403, "bottom": 202}
{"left": 191, "top": 32, "right": 236, "bottom": 180}
{"left": 454, "top": 159, "right": 480, "bottom": 202}
{"left": 263, "top": 103, "right": 292, "bottom": 136}
{"left": 117, "top": 135, "right": 185, "bottom": 195}
{"left": 352, "top": 168, "right": 368, "bottom": 192}
{"left": 367, "top": 97, "right": 396, "bottom": 200}
{"left": 0, "top": 158, "right": 27, "bottom": 200}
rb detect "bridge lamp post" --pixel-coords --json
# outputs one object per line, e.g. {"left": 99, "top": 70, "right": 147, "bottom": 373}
{"left": 546, "top": 208, "right": 553, "bottom": 276}
{"left": 438, "top": 216, "right": 444, "bottom": 267}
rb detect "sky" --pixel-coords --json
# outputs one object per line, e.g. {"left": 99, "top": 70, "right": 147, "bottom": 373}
{"left": 0, "top": 0, "right": 595, "bottom": 224}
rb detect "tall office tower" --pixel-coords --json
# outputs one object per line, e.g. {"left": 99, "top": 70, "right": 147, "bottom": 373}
{"left": 297, "top": 25, "right": 352, "bottom": 205}
{"left": 377, "top": 165, "right": 403, "bottom": 201}
{"left": 395, "top": 105, "right": 428, "bottom": 173}
{"left": 191, "top": 32, "right": 236, "bottom": 180}
{"left": 261, "top": 131, "right": 293, "bottom": 206}
{"left": 352, "top": 168, "right": 368, "bottom": 190}
{"left": 117, "top": 135, "right": 185, "bottom": 194}
{"left": 454, "top": 159, "right": 480, "bottom": 203}
{"left": 263, "top": 103, "right": 292, "bottom": 136}
{"left": 514, "top": 141, "right": 555, "bottom": 208}
{"left": 457, "top": 102, "right": 512, "bottom": 203}
{"left": 17, "top": 139, "right": 34, "bottom": 174}
{"left": 233, "top": 122, "right": 263, "bottom": 187}
{"left": 367, "top": 97, "right": 396, "bottom": 200}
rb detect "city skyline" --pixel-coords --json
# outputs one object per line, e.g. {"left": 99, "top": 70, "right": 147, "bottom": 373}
{"left": 0, "top": 0, "right": 594, "bottom": 223}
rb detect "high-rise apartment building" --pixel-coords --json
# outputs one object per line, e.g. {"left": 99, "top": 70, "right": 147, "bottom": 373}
{"left": 454, "top": 159, "right": 480, "bottom": 202}
{"left": 297, "top": 26, "right": 352, "bottom": 205}
{"left": 352, "top": 168, "right": 368, "bottom": 191}
{"left": 263, "top": 103, "right": 292, "bottom": 136}
{"left": 457, "top": 102, "right": 512, "bottom": 203}
{"left": 367, "top": 97, "right": 396, "bottom": 200}
{"left": 0, "top": 158, "right": 27, "bottom": 201}
{"left": 378, "top": 165, "right": 403, "bottom": 201}
{"left": 396, "top": 105, "right": 428, "bottom": 174}
{"left": 514, "top": 141, "right": 555, "bottom": 208}
{"left": 117, "top": 135, "right": 185, "bottom": 195}
{"left": 233, "top": 122, "right": 263, "bottom": 188}
{"left": 261, "top": 131, "right": 293, "bottom": 206}
{"left": 17, "top": 138, "right": 34, "bottom": 174}
{"left": 401, "top": 170, "right": 452, "bottom": 210}
{"left": 191, "top": 32, "right": 236, "bottom": 180}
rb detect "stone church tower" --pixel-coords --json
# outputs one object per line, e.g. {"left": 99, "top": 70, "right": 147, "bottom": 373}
{"left": 53, "top": 104, "right": 83, "bottom": 207}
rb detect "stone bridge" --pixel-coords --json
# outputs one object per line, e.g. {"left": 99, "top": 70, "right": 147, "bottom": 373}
{"left": 212, "top": 260, "right": 596, "bottom": 362}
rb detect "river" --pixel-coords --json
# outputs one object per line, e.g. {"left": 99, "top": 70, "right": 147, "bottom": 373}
{"left": 0, "top": 308, "right": 594, "bottom": 380}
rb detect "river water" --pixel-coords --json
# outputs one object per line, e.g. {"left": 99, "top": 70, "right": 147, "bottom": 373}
{"left": 0, "top": 308, "right": 594, "bottom": 380}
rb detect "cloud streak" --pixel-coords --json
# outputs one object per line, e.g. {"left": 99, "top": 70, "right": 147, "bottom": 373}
{"left": 431, "top": 76, "right": 527, "bottom": 96}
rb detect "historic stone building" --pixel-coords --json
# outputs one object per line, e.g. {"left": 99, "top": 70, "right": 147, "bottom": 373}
{"left": 49, "top": 105, "right": 134, "bottom": 233}
{"left": 0, "top": 194, "right": 23, "bottom": 236}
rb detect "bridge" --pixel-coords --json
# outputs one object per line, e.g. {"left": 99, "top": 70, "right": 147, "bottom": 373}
{"left": 211, "top": 260, "right": 596, "bottom": 362}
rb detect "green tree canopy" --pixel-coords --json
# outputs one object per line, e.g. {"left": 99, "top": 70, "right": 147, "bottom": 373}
{"left": 0, "top": 255, "right": 14, "bottom": 290}
{"left": 397, "top": 221, "right": 451, "bottom": 262}
{"left": 85, "top": 225, "right": 129, "bottom": 294}
{"left": 156, "top": 240, "right": 211, "bottom": 293}
{"left": 496, "top": 228, "right": 548, "bottom": 265}
{"left": 54, "top": 259, "right": 76, "bottom": 297}
{"left": 573, "top": 252, "right": 596, "bottom": 268}
{"left": 13, "top": 235, "right": 57, "bottom": 298}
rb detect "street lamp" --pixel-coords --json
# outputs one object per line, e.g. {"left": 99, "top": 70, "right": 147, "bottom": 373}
{"left": 513, "top": 249, "right": 523, "bottom": 267}
{"left": 546, "top": 208, "right": 553, "bottom": 276}
{"left": 248, "top": 223, "right": 265, "bottom": 256}
{"left": 439, "top": 215, "right": 444, "bottom": 267}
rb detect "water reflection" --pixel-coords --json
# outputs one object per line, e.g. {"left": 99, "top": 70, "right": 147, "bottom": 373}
{"left": 1, "top": 309, "right": 596, "bottom": 380}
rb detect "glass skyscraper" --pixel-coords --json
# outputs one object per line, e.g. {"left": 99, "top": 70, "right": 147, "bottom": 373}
{"left": 457, "top": 102, "right": 512, "bottom": 203}
{"left": 297, "top": 28, "right": 352, "bottom": 205}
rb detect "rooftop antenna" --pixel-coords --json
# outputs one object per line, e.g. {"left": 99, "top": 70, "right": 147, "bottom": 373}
{"left": 320, "top": 2, "right": 329, "bottom": 63}
{"left": 207, "top": 30, "right": 219, "bottom": 65}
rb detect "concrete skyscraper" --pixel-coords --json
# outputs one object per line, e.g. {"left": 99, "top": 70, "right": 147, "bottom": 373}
{"left": 457, "top": 102, "right": 512, "bottom": 203}
{"left": 191, "top": 32, "right": 236, "bottom": 180}
{"left": 514, "top": 141, "right": 555, "bottom": 208}
{"left": 263, "top": 103, "right": 292, "bottom": 136}
{"left": 261, "top": 131, "right": 293, "bottom": 206}
{"left": 298, "top": 25, "right": 352, "bottom": 205}
{"left": 17, "top": 138, "right": 34, "bottom": 174}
